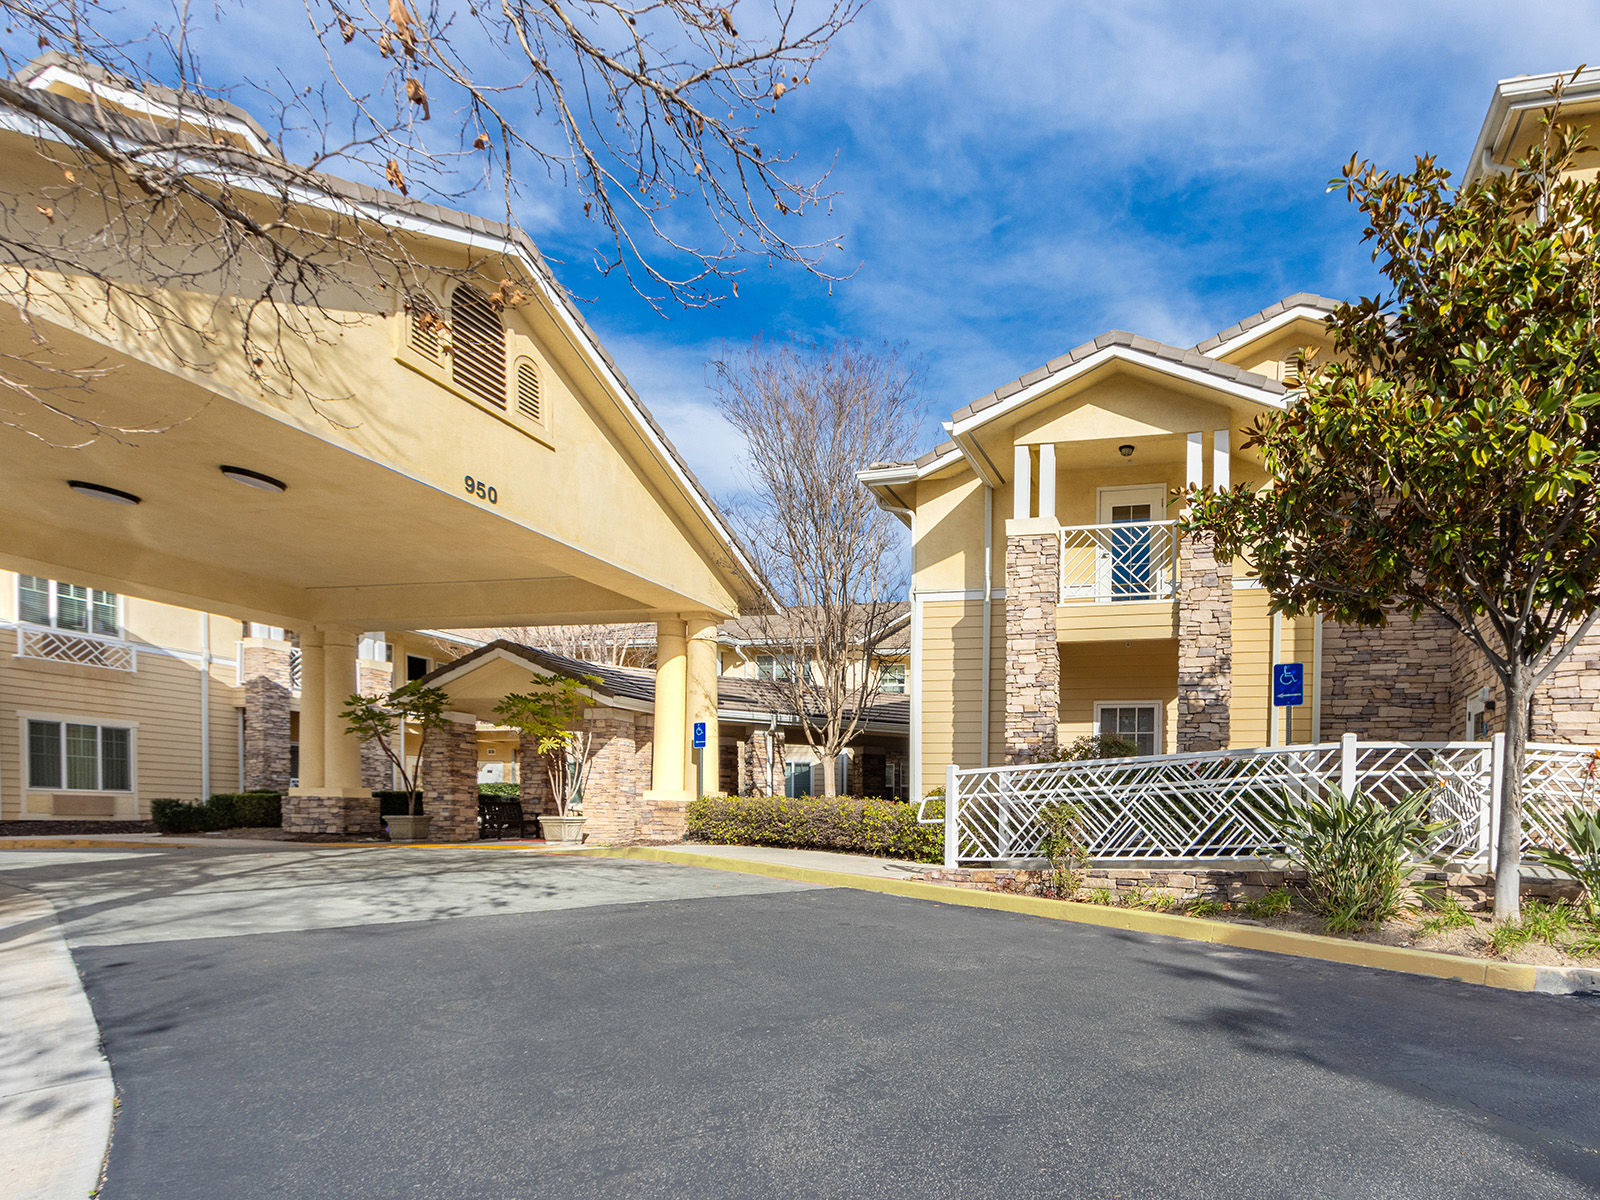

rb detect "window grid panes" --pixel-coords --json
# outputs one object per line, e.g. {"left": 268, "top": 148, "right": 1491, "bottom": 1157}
{"left": 26, "top": 719, "right": 134, "bottom": 791}
{"left": 1098, "top": 704, "right": 1158, "bottom": 756}
{"left": 17, "top": 577, "right": 119, "bottom": 635}
{"left": 879, "top": 664, "right": 906, "bottom": 694}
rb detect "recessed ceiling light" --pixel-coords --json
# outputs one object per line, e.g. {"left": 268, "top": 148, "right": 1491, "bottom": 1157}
{"left": 67, "top": 480, "right": 141, "bottom": 505}
{"left": 220, "top": 465, "right": 287, "bottom": 492}
{"left": 1118, "top": 444, "right": 1135, "bottom": 458}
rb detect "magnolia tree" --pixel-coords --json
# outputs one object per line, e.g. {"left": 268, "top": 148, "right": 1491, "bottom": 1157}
{"left": 1184, "top": 85, "right": 1600, "bottom": 920}
{"left": 713, "top": 338, "right": 921, "bottom": 796}
{"left": 495, "top": 674, "right": 601, "bottom": 817}
{"left": 340, "top": 681, "right": 451, "bottom": 817}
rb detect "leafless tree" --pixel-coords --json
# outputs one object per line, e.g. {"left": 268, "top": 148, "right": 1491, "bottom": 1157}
{"left": 0, "top": 0, "right": 863, "bottom": 443}
{"left": 712, "top": 337, "right": 920, "bottom": 796}
{"left": 490, "top": 622, "right": 655, "bottom": 667}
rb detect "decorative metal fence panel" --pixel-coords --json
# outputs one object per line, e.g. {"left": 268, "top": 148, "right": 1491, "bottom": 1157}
{"left": 15, "top": 625, "right": 136, "bottom": 672}
{"left": 1059, "top": 520, "right": 1180, "bottom": 603}
{"left": 943, "top": 734, "right": 1598, "bottom": 869}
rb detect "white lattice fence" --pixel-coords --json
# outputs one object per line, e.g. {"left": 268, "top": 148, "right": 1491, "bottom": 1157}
{"left": 943, "top": 734, "right": 1597, "bottom": 868}
{"left": 15, "top": 625, "right": 136, "bottom": 671}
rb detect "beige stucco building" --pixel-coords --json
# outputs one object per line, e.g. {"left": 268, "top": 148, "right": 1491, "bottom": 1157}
{"left": 0, "top": 57, "right": 772, "bottom": 839}
{"left": 862, "top": 66, "right": 1600, "bottom": 799}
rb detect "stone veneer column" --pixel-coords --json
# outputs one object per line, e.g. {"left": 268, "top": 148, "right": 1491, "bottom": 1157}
{"left": 1004, "top": 528, "right": 1061, "bottom": 763}
{"left": 1176, "top": 531, "right": 1232, "bottom": 751}
{"left": 743, "top": 729, "right": 785, "bottom": 795}
{"left": 240, "top": 640, "right": 293, "bottom": 792}
{"left": 579, "top": 714, "right": 648, "bottom": 842}
{"left": 358, "top": 659, "right": 393, "bottom": 789}
{"left": 518, "top": 734, "right": 557, "bottom": 817}
{"left": 422, "top": 714, "right": 480, "bottom": 841}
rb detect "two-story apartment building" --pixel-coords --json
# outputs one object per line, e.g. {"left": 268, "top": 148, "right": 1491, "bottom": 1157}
{"left": 862, "top": 67, "right": 1600, "bottom": 798}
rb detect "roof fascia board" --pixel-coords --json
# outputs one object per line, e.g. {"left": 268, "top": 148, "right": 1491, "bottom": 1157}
{"left": 25, "top": 63, "right": 275, "bottom": 156}
{"left": 1199, "top": 306, "right": 1336, "bottom": 360}
{"left": 946, "top": 423, "right": 1006, "bottom": 488}
{"left": 0, "top": 105, "right": 775, "bottom": 615}
{"left": 1465, "top": 69, "right": 1600, "bottom": 184}
{"left": 946, "top": 346, "right": 1284, "bottom": 444}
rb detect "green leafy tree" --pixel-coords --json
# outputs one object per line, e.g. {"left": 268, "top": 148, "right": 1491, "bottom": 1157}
{"left": 1185, "top": 77, "right": 1600, "bottom": 920}
{"left": 340, "top": 682, "right": 451, "bottom": 817}
{"left": 494, "top": 675, "right": 602, "bottom": 817}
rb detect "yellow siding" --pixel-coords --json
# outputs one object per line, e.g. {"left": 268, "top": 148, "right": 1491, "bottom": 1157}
{"left": 1058, "top": 641, "right": 1178, "bottom": 751}
{"left": 917, "top": 599, "right": 1003, "bottom": 796}
{"left": 1, "top": 627, "right": 243, "bottom": 819}
{"left": 1058, "top": 600, "right": 1176, "bottom": 642}
{"left": 1230, "top": 586, "right": 1317, "bottom": 747}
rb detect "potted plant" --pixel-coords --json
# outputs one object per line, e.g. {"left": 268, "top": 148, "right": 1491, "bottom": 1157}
{"left": 341, "top": 682, "right": 450, "bottom": 841}
{"left": 495, "top": 674, "right": 600, "bottom": 845}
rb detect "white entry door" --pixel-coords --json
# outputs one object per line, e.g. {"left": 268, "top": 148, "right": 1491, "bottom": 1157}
{"left": 1096, "top": 485, "right": 1166, "bottom": 600}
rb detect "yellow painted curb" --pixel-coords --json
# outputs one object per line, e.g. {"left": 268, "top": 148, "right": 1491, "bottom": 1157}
{"left": 0, "top": 839, "right": 168, "bottom": 851}
{"left": 565, "top": 845, "right": 1541, "bottom": 993}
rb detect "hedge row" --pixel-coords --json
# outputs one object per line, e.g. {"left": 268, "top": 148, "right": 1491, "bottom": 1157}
{"left": 686, "top": 794, "right": 941, "bottom": 862}
{"left": 150, "top": 792, "right": 283, "bottom": 834}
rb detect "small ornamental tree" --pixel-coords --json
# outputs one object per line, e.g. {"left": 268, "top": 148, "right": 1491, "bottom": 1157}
{"left": 1185, "top": 78, "right": 1600, "bottom": 920}
{"left": 495, "top": 674, "right": 602, "bottom": 817}
{"left": 340, "top": 682, "right": 451, "bottom": 818}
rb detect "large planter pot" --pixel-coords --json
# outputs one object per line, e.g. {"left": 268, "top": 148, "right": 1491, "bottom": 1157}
{"left": 386, "top": 813, "right": 432, "bottom": 842}
{"left": 542, "top": 814, "right": 587, "bottom": 845}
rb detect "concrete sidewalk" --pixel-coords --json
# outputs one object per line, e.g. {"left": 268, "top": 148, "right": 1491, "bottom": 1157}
{"left": 0, "top": 883, "right": 113, "bottom": 1200}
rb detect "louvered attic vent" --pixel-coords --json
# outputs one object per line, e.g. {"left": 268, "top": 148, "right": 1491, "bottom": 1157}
{"left": 449, "top": 284, "right": 507, "bottom": 409}
{"left": 515, "top": 357, "right": 541, "bottom": 423}
{"left": 408, "top": 307, "right": 443, "bottom": 363}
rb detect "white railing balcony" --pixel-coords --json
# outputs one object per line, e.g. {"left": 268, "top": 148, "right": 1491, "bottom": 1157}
{"left": 1060, "top": 520, "right": 1180, "bottom": 603}
{"left": 15, "top": 624, "right": 137, "bottom": 671}
{"left": 289, "top": 647, "right": 302, "bottom": 690}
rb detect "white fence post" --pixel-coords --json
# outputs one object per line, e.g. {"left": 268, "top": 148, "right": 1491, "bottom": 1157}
{"left": 943, "top": 762, "right": 958, "bottom": 868}
{"left": 1487, "top": 732, "right": 1505, "bottom": 875}
{"left": 1339, "top": 732, "right": 1358, "bottom": 797}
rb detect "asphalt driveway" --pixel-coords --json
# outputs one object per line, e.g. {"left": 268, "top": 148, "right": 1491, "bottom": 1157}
{"left": 5, "top": 845, "right": 1599, "bottom": 1199}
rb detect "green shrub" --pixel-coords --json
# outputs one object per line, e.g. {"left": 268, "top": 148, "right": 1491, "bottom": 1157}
{"left": 1529, "top": 807, "right": 1600, "bottom": 924}
{"left": 478, "top": 782, "right": 521, "bottom": 799}
{"left": 151, "top": 798, "right": 211, "bottom": 834}
{"left": 1028, "top": 734, "right": 1141, "bottom": 764}
{"left": 685, "top": 794, "right": 941, "bottom": 862}
{"left": 1034, "top": 800, "right": 1087, "bottom": 899}
{"left": 1265, "top": 787, "right": 1445, "bottom": 933}
{"left": 151, "top": 792, "right": 283, "bottom": 834}
{"left": 374, "top": 790, "right": 425, "bottom": 816}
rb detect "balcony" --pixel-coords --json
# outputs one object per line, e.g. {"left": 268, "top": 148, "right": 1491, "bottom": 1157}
{"left": 15, "top": 624, "right": 137, "bottom": 671}
{"left": 1057, "top": 520, "right": 1179, "bottom": 642}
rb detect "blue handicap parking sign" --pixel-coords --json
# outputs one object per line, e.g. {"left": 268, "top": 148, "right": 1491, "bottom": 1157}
{"left": 692, "top": 721, "right": 707, "bottom": 749}
{"left": 1272, "top": 662, "right": 1305, "bottom": 707}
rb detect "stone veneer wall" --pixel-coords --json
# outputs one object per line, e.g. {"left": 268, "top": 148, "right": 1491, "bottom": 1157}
{"left": 740, "top": 729, "right": 785, "bottom": 795}
{"left": 283, "top": 794, "right": 379, "bottom": 836}
{"left": 240, "top": 642, "right": 293, "bottom": 792}
{"left": 1529, "top": 626, "right": 1600, "bottom": 744}
{"left": 518, "top": 734, "right": 558, "bottom": 817}
{"left": 1176, "top": 533, "right": 1231, "bottom": 751}
{"left": 1004, "top": 532, "right": 1061, "bottom": 762}
{"left": 421, "top": 717, "right": 480, "bottom": 842}
{"left": 575, "top": 714, "right": 652, "bottom": 842}
{"left": 1320, "top": 612, "right": 1456, "bottom": 741}
{"left": 914, "top": 864, "right": 1576, "bottom": 912}
{"left": 357, "top": 661, "right": 393, "bottom": 789}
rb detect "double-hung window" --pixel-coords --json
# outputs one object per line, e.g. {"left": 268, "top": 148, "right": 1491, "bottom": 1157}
{"left": 1095, "top": 703, "right": 1160, "bottom": 756}
{"left": 878, "top": 663, "right": 907, "bottom": 694}
{"left": 27, "top": 719, "right": 133, "bottom": 791}
{"left": 18, "top": 576, "right": 119, "bottom": 636}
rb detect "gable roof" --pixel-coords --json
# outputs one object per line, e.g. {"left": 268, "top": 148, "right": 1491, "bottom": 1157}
{"left": 421, "top": 639, "right": 909, "bottom": 730}
{"left": 5, "top": 56, "right": 775, "bottom": 616}
{"left": 1193, "top": 293, "right": 1342, "bottom": 357}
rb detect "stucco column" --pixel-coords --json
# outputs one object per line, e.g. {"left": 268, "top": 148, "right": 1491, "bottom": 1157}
{"left": 296, "top": 629, "right": 327, "bottom": 790}
{"left": 323, "top": 631, "right": 364, "bottom": 793}
{"left": 686, "top": 615, "right": 720, "bottom": 796}
{"left": 650, "top": 618, "right": 689, "bottom": 796}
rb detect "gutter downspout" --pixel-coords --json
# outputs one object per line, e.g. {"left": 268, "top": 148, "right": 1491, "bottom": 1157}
{"left": 199, "top": 614, "right": 212, "bottom": 799}
{"left": 980, "top": 485, "right": 993, "bottom": 768}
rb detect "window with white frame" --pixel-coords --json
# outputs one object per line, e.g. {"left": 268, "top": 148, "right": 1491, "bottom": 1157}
{"left": 18, "top": 576, "right": 119, "bottom": 636}
{"left": 878, "top": 663, "right": 907, "bottom": 694}
{"left": 757, "top": 654, "right": 812, "bottom": 683}
{"left": 27, "top": 718, "right": 133, "bottom": 791}
{"left": 1095, "top": 703, "right": 1160, "bottom": 756}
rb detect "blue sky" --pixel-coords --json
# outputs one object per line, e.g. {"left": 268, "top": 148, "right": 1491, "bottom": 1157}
{"left": 26, "top": 1, "right": 1600, "bottom": 499}
{"left": 530, "top": 1, "right": 1600, "bottom": 498}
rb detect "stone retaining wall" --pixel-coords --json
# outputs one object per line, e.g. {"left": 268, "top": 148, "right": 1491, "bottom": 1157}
{"left": 283, "top": 793, "right": 380, "bottom": 837}
{"left": 913, "top": 864, "right": 1578, "bottom": 911}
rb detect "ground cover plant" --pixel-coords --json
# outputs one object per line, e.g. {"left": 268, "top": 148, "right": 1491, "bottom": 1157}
{"left": 686, "top": 794, "right": 941, "bottom": 861}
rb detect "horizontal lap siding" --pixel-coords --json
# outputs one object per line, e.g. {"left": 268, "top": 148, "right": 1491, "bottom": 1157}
{"left": 1058, "top": 641, "right": 1178, "bottom": 751}
{"left": 1230, "top": 588, "right": 1314, "bottom": 748}
{"left": 0, "top": 629, "right": 244, "bottom": 818}
{"left": 919, "top": 599, "right": 1003, "bottom": 795}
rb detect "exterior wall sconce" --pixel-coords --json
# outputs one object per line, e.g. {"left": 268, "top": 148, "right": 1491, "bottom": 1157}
{"left": 67, "top": 480, "right": 141, "bottom": 505}
{"left": 220, "top": 465, "right": 288, "bottom": 492}
{"left": 1118, "top": 444, "right": 1135, "bottom": 458}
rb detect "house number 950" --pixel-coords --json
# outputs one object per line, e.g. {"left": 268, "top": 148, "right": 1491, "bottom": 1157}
{"left": 464, "top": 475, "right": 498, "bottom": 504}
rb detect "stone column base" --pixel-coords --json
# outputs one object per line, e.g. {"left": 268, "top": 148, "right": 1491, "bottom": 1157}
{"left": 638, "top": 788, "right": 692, "bottom": 842}
{"left": 284, "top": 792, "right": 380, "bottom": 837}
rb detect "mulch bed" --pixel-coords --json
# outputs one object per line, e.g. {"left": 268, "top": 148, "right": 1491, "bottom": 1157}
{"left": 0, "top": 820, "right": 156, "bottom": 837}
